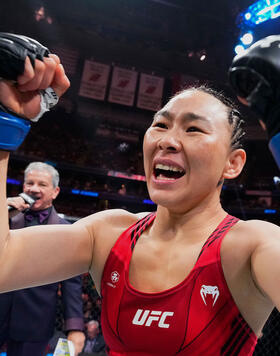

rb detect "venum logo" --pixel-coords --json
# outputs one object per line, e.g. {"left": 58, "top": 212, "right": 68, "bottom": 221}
{"left": 132, "top": 309, "right": 174, "bottom": 328}
{"left": 111, "top": 271, "right": 120, "bottom": 283}
{"left": 200, "top": 285, "right": 219, "bottom": 307}
{"left": 106, "top": 271, "right": 120, "bottom": 288}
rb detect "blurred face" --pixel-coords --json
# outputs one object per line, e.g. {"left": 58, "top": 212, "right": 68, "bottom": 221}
{"left": 23, "top": 170, "right": 60, "bottom": 211}
{"left": 87, "top": 323, "right": 98, "bottom": 339}
{"left": 143, "top": 90, "right": 243, "bottom": 213}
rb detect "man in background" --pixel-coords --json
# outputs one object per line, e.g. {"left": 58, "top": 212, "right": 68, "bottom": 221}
{"left": 80, "top": 320, "right": 105, "bottom": 355}
{"left": 0, "top": 162, "right": 85, "bottom": 356}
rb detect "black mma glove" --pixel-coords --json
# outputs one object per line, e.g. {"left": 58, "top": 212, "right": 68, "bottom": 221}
{"left": 0, "top": 33, "right": 58, "bottom": 151}
{"left": 229, "top": 35, "right": 280, "bottom": 140}
{"left": 0, "top": 32, "right": 50, "bottom": 81}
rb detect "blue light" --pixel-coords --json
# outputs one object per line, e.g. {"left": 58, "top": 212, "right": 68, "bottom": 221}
{"left": 241, "top": 0, "right": 280, "bottom": 26}
{"left": 71, "top": 189, "right": 80, "bottom": 194}
{"left": 143, "top": 199, "right": 155, "bottom": 205}
{"left": 71, "top": 189, "right": 99, "bottom": 197}
{"left": 264, "top": 209, "right": 277, "bottom": 214}
{"left": 80, "top": 190, "right": 99, "bottom": 197}
{"left": 7, "top": 178, "right": 21, "bottom": 185}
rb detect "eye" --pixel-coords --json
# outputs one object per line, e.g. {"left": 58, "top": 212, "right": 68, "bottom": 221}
{"left": 186, "top": 126, "right": 203, "bottom": 133}
{"left": 153, "top": 122, "right": 168, "bottom": 129}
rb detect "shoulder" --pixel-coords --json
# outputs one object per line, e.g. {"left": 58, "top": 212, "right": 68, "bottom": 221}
{"left": 76, "top": 209, "right": 151, "bottom": 259}
{"left": 232, "top": 218, "right": 280, "bottom": 241}
{"left": 75, "top": 209, "right": 151, "bottom": 235}
{"left": 75, "top": 209, "right": 152, "bottom": 290}
{"left": 223, "top": 218, "right": 280, "bottom": 258}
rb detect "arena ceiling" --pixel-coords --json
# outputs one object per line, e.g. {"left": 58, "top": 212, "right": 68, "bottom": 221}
{"left": 0, "top": 0, "right": 257, "bottom": 84}
{"left": 0, "top": 0, "right": 277, "bottom": 118}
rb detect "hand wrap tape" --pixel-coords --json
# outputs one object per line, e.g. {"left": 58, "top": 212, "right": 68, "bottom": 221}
{"left": 30, "top": 87, "right": 59, "bottom": 122}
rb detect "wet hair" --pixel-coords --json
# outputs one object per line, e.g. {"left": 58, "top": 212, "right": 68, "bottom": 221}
{"left": 24, "top": 162, "right": 60, "bottom": 188}
{"left": 172, "top": 85, "right": 245, "bottom": 150}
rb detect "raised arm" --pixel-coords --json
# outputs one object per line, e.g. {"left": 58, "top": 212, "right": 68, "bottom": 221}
{"left": 0, "top": 34, "right": 93, "bottom": 292}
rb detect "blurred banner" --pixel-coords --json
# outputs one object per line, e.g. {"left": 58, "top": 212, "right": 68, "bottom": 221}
{"left": 108, "top": 66, "right": 138, "bottom": 106}
{"left": 137, "top": 73, "right": 164, "bottom": 111}
{"left": 79, "top": 60, "right": 110, "bottom": 101}
{"left": 51, "top": 46, "right": 79, "bottom": 76}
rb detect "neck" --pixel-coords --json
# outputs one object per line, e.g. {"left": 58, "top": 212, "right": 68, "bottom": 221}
{"left": 151, "top": 201, "right": 227, "bottom": 243}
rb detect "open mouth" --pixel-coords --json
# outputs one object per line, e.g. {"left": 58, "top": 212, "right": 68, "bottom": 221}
{"left": 154, "top": 163, "right": 185, "bottom": 180}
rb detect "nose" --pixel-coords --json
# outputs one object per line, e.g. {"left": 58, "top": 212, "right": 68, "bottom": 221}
{"left": 158, "top": 130, "right": 182, "bottom": 152}
{"left": 27, "top": 184, "right": 40, "bottom": 194}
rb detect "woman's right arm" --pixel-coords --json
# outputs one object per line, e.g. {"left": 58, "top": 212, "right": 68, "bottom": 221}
{"left": 0, "top": 36, "right": 91, "bottom": 292}
{"left": 0, "top": 38, "right": 137, "bottom": 293}
{"left": 0, "top": 154, "right": 95, "bottom": 293}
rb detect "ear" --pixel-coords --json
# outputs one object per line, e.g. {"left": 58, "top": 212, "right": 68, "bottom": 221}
{"left": 52, "top": 186, "right": 60, "bottom": 200}
{"left": 223, "top": 149, "right": 246, "bottom": 180}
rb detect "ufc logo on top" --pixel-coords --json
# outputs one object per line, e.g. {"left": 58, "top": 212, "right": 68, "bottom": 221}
{"left": 132, "top": 309, "right": 174, "bottom": 328}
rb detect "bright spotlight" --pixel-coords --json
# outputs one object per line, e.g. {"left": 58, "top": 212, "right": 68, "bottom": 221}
{"left": 234, "top": 44, "right": 246, "bottom": 55}
{"left": 241, "top": 0, "right": 280, "bottom": 25}
{"left": 241, "top": 32, "right": 254, "bottom": 45}
{"left": 245, "top": 12, "right": 252, "bottom": 20}
{"left": 200, "top": 54, "right": 206, "bottom": 61}
{"left": 273, "top": 176, "right": 280, "bottom": 185}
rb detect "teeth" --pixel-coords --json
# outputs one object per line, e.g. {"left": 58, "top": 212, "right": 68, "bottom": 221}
{"left": 155, "top": 163, "right": 183, "bottom": 173}
{"left": 157, "top": 174, "right": 176, "bottom": 180}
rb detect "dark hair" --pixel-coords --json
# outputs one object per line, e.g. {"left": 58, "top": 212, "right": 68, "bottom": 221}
{"left": 173, "top": 85, "right": 245, "bottom": 150}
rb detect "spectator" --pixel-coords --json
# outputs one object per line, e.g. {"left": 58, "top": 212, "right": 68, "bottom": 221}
{"left": 80, "top": 320, "right": 106, "bottom": 355}
{"left": 0, "top": 162, "right": 85, "bottom": 356}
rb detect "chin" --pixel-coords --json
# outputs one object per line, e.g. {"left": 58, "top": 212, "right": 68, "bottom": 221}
{"left": 32, "top": 203, "right": 42, "bottom": 210}
{"left": 149, "top": 192, "right": 182, "bottom": 209}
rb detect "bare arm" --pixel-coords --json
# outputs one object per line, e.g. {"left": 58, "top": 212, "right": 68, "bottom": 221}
{"left": 0, "top": 49, "right": 87, "bottom": 291}
{"left": 250, "top": 220, "right": 280, "bottom": 311}
{"left": 0, "top": 216, "right": 93, "bottom": 292}
{"left": 0, "top": 48, "right": 140, "bottom": 294}
{"left": 0, "top": 151, "right": 93, "bottom": 291}
{"left": 0, "top": 152, "right": 134, "bottom": 293}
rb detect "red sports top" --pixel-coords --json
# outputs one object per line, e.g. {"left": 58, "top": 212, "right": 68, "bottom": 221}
{"left": 101, "top": 213, "right": 257, "bottom": 355}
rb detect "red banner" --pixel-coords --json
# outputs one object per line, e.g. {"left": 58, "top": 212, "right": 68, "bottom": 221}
{"left": 79, "top": 60, "right": 110, "bottom": 101}
{"left": 108, "top": 66, "right": 138, "bottom": 106}
{"left": 137, "top": 73, "right": 164, "bottom": 111}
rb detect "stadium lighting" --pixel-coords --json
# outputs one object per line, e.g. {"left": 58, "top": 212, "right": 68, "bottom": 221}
{"left": 241, "top": 0, "right": 280, "bottom": 26}
{"left": 245, "top": 12, "right": 252, "bottom": 20}
{"left": 241, "top": 32, "right": 254, "bottom": 45}
{"left": 234, "top": 44, "right": 246, "bottom": 55}
{"left": 234, "top": 0, "right": 280, "bottom": 53}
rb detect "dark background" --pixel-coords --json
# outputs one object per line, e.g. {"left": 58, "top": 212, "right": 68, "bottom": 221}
{"left": 1, "top": 1, "right": 280, "bottom": 354}
{"left": 0, "top": 0, "right": 280, "bottom": 220}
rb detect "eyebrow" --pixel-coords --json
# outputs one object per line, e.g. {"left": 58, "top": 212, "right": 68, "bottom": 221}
{"left": 153, "top": 109, "right": 211, "bottom": 125}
